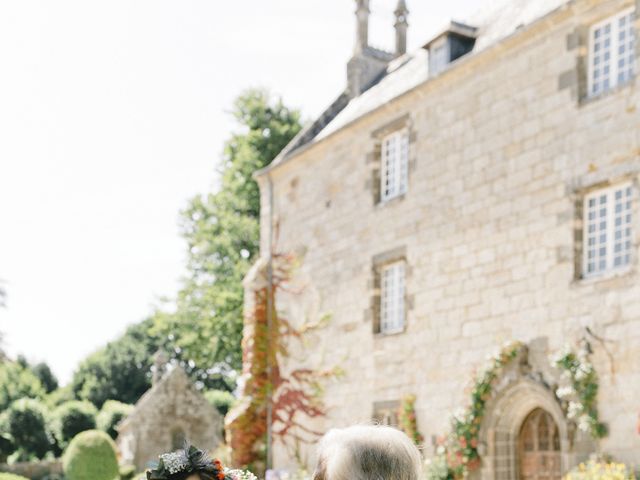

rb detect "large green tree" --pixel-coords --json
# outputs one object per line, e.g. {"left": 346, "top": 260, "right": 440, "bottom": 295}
{"left": 71, "top": 320, "right": 158, "bottom": 407}
{"left": 152, "top": 90, "right": 301, "bottom": 377}
{"left": 70, "top": 90, "right": 301, "bottom": 406}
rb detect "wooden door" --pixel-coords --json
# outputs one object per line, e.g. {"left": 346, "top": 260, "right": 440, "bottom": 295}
{"left": 518, "top": 409, "right": 561, "bottom": 480}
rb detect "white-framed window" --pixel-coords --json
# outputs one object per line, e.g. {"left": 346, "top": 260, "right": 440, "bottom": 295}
{"left": 583, "top": 182, "right": 633, "bottom": 277}
{"left": 381, "top": 130, "right": 409, "bottom": 202}
{"left": 588, "top": 8, "right": 636, "bottom": 97}
{"left": 380, "top": 261, "right": 405, "bottom": 334}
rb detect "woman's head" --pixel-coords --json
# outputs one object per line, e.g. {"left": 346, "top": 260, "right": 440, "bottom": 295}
{"left": 313, "top": 425, "right": 422, "bottom": 480}
{"left": 146, "top": 445, "right": 225, "bottom": 480}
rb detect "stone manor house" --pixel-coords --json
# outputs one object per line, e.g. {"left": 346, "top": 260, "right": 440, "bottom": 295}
{"left": 249, "top": 0, "right": 640, "bottom": 478}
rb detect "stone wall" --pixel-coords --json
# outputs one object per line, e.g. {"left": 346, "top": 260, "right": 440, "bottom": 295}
{"left": 117, "top": 368, "right": 223, "bottom": 471}
{"left": 257, "top": 0, "right": 640, "bottom": 471}
{"left": 0, "top": 460, "right": 63, "bottom": 480}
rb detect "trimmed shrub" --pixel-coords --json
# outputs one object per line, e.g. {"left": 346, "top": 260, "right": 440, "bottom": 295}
{"left": 52, "top": 401, "right": 97, "bottom": 449}
{"left": 204, "top": 390, "right": 236, "bottom": 416}
{"left": 2, "top": 398, "right": 51, "bottom": 460}
{"left": 0, "top": 474, "right": 30, "bottom": 480}
{"left": 97, "top": 400, "right": 133, "bottom": 439}
{"left": 62, "top": 430, "right": 118, "bottom": 480}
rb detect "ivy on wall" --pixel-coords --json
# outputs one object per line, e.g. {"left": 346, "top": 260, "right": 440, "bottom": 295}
{"left": 226, "top": 253, "right": 337, "bottom": 472}
{"left": 398, "top": 395, "right": 423, "bottom": 446}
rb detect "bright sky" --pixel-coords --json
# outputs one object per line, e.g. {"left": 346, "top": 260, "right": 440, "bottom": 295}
{"left": 0, "top": 0, "right": 480, "bottom": 385}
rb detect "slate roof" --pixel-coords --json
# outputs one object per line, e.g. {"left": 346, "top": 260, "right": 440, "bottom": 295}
{"left": 260, "top": 0, "right": 569, "bottom": 174}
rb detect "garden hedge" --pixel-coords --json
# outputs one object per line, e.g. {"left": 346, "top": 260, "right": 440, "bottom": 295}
{"left": 52, "top": 400, "right": 97, "bottom": 448}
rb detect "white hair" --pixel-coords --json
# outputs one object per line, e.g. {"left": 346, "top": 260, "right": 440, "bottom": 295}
{"left": 313, "top": 425, "right": 423, "bottom": 480}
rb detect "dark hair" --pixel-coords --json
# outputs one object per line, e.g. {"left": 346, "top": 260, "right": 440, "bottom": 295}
{"left": 147, "top": 444, "right": 225, "bottom": 480}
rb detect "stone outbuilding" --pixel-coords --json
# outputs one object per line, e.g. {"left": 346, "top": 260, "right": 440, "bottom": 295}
{"left": 116, "top": 365, "right": 223, "bottom": 471}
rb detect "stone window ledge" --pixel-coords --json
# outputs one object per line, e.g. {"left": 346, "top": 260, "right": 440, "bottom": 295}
{"left": 572, "top": 265, "right": 635, "bottom": 287}
{"left": 373, "top": 329, "right": 407, "bottom": 339}
{"left": 375, "top": 193, "right": 407, "bottom": 209}
{"left": 579, "top": 77, "right": 637, "bottom": 107}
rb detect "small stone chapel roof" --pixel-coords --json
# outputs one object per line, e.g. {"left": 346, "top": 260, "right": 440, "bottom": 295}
{"left": 117, "top": 366, "right": 220, "bottom": 432}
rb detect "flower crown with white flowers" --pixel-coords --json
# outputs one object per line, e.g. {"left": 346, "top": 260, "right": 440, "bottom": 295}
{"left": 146, "top": 444, "right": 257, "bottom": 480}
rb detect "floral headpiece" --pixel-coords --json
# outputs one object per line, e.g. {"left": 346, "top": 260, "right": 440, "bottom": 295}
{"left": 147, "top": 445, "right": 226, "bottom": 480}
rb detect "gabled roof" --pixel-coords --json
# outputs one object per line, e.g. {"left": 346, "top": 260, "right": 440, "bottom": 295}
{"left": 117, "top": 366, "right": 219, "bottom": 431}
{"left": 258, "top": 0, "right": 569, "bottom": 176}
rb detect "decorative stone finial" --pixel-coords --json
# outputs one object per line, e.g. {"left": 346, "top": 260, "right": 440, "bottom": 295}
{"left": 152, "top": 349, "right": 169, "bottom": 385}
{"left": 355, "top": 0, "right": 370, "bottom": 53}
{"left": 394, "top": 0, "right": 409, "bottom": 57}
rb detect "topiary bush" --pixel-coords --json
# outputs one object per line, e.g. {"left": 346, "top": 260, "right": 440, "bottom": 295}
{"left": 52, "top": 400, "right": 97, "bottom": 449}
{"left": 0, "top": 474, "right": 30, "bottom": 480}
{"left": 97, "top": 400, "right": 133, "bottom": 439}
{"left": 1, "top": 398, "right": 51, "bottom": 460}
{"left": 63, "top": 430, "right": 118, "bottom": 480}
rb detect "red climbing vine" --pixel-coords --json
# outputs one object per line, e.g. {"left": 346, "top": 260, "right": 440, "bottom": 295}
{"left": 226, "top": 252, "right": 336, "bottom": 472}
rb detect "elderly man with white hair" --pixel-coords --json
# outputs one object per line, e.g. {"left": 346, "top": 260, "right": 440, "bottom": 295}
{"left": 312, "top": 425, "right": 423, "bottom": 480}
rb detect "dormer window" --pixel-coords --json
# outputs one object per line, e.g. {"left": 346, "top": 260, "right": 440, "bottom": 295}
{"left": 424, "top": 21, "right": 477, "bottom": 75}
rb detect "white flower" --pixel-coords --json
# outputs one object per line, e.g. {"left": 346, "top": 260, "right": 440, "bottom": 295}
{"left": 577, "top": 414, "right": 592, "bottom": 433}
{"left": 556, "top": 386, "right": 575, "bottom": 399}
{"left": 227, "top": 469, "right": 259, "bottom": 480}
{"left": 436, "top": 445, "right": 446, "bottom": 455}
{"left": 453, "top": 408, "right": 467, "bottom": 422}
{"left": 575, "top": 363, "right": 592, "bottom": 381}
{"left": 160, "top": 452, "right": 189, "bottom": 475}
{"left": 567, "top": 401, "right": 583, "bottom": 420}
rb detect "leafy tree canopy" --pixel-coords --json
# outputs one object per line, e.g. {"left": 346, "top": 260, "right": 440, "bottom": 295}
{"left": 0, "top": 361, "right": 46, "bottom": 411}
{"left": 71, "top": 320, "right": 158, "bottom": 408}
{"left": 151, "top": 89, "right": 301, "bottom": 378}
{"left": 70, "top": 89, "right": 301, "bottom": 407}
{"left": 30, "top": 362, "right": 59, "bottom": 394}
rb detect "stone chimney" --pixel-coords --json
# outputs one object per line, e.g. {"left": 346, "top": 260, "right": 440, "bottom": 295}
{"left": 354, "top": 0, "right": 369, "bottom": 54}
{"left": 347, "top": 0, "right": 395, "bottom": 98}
{"left": 394, "top": 0, "right": 409, "bottom": 57}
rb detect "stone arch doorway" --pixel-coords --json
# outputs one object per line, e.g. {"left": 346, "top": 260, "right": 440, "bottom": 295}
{"left": 478, "top": 378, "right": 571, "bottom": 480}
{"left": 518, "top": 408, "right": 561, "bottom": 480}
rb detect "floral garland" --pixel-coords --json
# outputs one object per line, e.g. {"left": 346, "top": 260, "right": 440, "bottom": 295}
{"left": 398, "top": 395, "right": 423, "bottom": 446}
{"left": 146, "top": 445, "right": 258, "bottom": 480}
{"left": 426, "top": 340, "right": 607, "bottom": 480}
{"left": 426, "top": 341, "right": 525, "bottom": 480}
{"left": 552, "top": 341, "right": 607, "bottom": 439}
